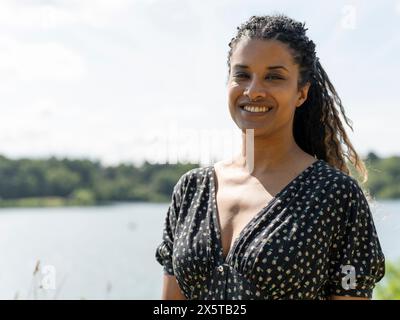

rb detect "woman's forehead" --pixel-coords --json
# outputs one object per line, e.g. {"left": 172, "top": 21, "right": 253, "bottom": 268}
{"left": 231, "top": 38, "right": 296, "bottom": 69}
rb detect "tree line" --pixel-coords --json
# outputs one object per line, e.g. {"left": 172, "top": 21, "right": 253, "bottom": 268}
{"left": 0, "top": 154, "right": 198, "bottom": 206}
{"left": 0, "top": 151, "right": 399, "bottom": 207}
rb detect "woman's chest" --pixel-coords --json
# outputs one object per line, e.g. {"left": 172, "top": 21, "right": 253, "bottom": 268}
{"left": 175, "top": 196, "right": 337, "bottom": 298}
{"left": 216, "top": 181, "right": 275, "bottom": 256}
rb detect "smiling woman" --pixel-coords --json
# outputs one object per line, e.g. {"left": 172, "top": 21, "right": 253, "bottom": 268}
{"left": 155, "top": 13, "right": 385, "bottom": 300}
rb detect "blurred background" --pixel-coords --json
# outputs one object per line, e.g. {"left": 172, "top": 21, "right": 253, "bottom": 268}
{"left": 0, "top": 0, "right": 399, "bottom": 299}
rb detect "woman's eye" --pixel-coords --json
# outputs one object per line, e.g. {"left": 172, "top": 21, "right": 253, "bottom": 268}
{"left": 233, "top": 73, "right": 248, "bottom": 78}
{"left": 265, "top": 75, "right": 283, "bottom": 80}
{"left": 233, "top": 73, "right": 283, "bottom": 80}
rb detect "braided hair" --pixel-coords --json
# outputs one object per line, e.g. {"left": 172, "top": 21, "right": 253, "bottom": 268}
{"left": 227, "top": 14, "right": 368, "bottom": 185}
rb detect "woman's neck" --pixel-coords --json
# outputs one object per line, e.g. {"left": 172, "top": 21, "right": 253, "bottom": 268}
{"left": 234, "top": 129, "right": 311, "bottom": 175}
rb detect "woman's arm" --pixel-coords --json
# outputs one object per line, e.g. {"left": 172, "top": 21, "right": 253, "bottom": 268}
{"left": 161, "top": 274, "right": 187, "bottom": 300}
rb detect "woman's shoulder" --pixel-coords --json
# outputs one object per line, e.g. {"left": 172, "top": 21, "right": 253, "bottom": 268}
{"left": 314, "top": 159, "right": 371, "bottom": 209}
{"left": 171, "top": 165, "right": 214, "bottom": 195}
{"left": 314, "top": 159, "right": 361, "bottom": 190}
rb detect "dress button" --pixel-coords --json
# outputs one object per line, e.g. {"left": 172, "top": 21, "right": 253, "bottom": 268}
{"left": 218, "top": 265, "right": 224, "bottom": 272}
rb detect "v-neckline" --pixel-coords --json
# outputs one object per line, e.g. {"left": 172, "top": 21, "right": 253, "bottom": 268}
{"left": 209, "top": 159, "right": 321, "bottom": 264}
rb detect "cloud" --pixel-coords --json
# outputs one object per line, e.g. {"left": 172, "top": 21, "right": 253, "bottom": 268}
{"left": 0, "top": 0, "right": 398, "bottom": 165}
{"left": 0, "top": 0, "right": 132, "bottom": 29}
{"left": 0, "top": 37, "right": 86, "bottom": 81}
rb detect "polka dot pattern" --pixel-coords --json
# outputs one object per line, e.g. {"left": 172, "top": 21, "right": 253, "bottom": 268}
{"left": 155, "top": 159, "right": 385, "bottom": 299}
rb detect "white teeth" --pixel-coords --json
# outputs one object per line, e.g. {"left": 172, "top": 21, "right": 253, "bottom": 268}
{"left": 242, "top": 105, "right": 272, "bottom": 113}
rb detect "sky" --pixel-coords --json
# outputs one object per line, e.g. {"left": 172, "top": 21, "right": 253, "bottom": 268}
{"left": 0, "top": 0, "right": 399, "bottom": 166}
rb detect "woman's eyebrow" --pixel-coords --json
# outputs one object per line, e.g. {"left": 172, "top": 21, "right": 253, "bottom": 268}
{"left": 233, "top": 64, "right": 289, "bottom": 72}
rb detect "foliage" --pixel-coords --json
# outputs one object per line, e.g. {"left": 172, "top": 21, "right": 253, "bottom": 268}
{"left": 374, "top": 258, "right": 400, "bottom": 300}
{"left": 1, "top": 150, "right": 400, "bottom": 207}
{"left": 0, "top": 155, "right": 198, "bottom": 206}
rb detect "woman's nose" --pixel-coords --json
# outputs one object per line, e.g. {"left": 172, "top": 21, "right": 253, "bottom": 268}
{"left": 243, "top": 78, "right": 267, "bottom": 100}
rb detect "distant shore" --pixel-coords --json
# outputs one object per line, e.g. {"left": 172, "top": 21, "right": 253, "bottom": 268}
{"left": 0, "top": 197, "right": 169, "bottom": 208}
{"left": 1, "top": 152, "right": 400, "bottom": 207}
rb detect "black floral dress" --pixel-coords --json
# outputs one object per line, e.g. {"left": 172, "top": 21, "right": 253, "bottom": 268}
{"left": 155, "top": 159, "right": 385, "bottom": 299}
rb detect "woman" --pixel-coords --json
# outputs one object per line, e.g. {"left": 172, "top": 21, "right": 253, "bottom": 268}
{"left": 155, "top": 14, "right": 385, "bottom": 300}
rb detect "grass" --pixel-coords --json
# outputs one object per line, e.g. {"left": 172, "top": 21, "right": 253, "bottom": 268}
{"left": 374, "top": 258, "right": 400, "bottom": 300}
{"left": 0, "top": 196, "right": 110, "bottom": 208}
{"left": 14, "top": 259, "right": 113, "bottom": 300}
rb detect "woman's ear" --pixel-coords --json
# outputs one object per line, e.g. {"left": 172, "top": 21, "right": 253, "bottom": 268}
{"left": 296, "top": 82, "right": 311, "bottom": 107}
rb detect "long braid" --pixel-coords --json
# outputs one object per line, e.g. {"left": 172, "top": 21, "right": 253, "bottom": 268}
{"left": 227, "top": 13, "right": 369, "bottom": 186}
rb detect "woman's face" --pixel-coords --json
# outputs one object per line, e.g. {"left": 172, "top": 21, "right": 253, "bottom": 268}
{"left": 227, "top": 38, "right": 310, "bottom": 136}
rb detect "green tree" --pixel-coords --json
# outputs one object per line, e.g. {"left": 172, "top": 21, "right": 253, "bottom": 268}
{"left": 69, "top": 188, "right": 96, "bottom": 205}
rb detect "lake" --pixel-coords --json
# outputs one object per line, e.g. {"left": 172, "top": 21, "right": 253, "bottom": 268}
{"left": 0, "top": 200, "right": 399, "bottom": 299}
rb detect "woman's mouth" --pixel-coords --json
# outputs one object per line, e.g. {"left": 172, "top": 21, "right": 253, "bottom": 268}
{"left": 239, "top": 105, "right": 274, "bottom": 114}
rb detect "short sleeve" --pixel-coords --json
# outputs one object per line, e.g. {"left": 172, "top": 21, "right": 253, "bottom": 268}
{"left": 155, "top": 173, "right": 186, "bottom": 276}
{"left": 325, "top": 179, "right": 386, "bottom": 299}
